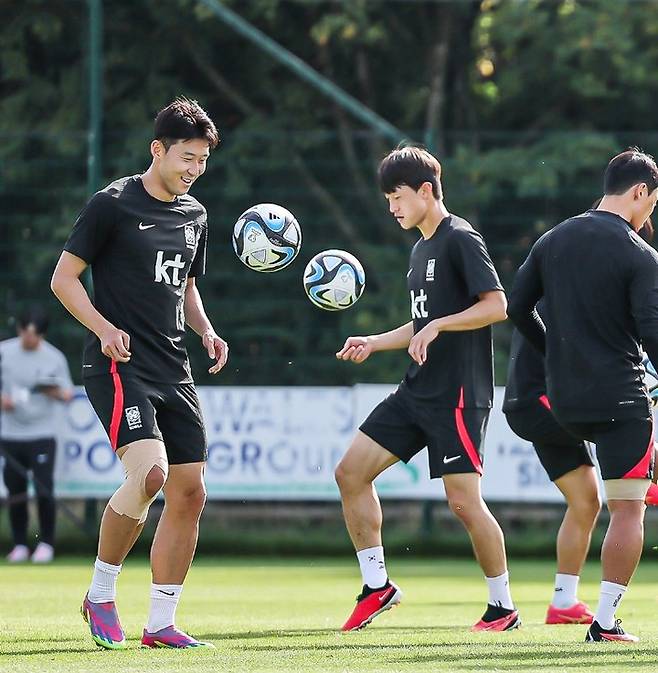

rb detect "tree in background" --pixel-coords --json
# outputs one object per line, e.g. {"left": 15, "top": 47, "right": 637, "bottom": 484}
{"left": 2, "top": 0, "right": 656, "bottom": 384}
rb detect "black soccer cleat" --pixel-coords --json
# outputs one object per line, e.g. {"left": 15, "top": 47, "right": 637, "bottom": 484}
{"left": 585, "top": 619, "right": 639, "bottom": 643}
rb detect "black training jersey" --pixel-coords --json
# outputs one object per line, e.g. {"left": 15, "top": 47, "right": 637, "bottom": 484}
{"left": 508, "top": 209, "right": 658, "bottom": 422}
{"left": 400, "top": 215, "right": 504, "bottom": 408}
{"left": 503, "top": 302, "right": 547, "bottom": 412}
{"left": 503, "top": 329, "right": 546, "bottom": 412}
{"left": 64, "top": 175, "right": 208, "bottom": 383}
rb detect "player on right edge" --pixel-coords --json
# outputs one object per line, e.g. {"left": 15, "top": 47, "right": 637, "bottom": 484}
{"left": 509, "top": 149, "right": 658, "bottom": 643}
{"left": 335, "top": 146, "right": 517, "bottom": 633}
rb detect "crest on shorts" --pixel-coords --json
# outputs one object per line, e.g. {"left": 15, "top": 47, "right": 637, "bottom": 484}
{"left": 124, "top": 406, "right": 143, "bottom": 430}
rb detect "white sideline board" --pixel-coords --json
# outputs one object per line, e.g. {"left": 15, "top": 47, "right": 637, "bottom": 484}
{"left": 0, "top": 385, "right": 574, "bottom": 502}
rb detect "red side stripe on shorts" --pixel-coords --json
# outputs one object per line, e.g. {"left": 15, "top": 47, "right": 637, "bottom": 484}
{"left": 109, "top": 360, "right": 124, "bottom": 451}
{"left": 623, "top": 422, "right": 654, "bottom": 480}
{"left": 455, "top": 387, "right": 483, "bottom": 475}
{"left": 539, "top": 394, "right": 551, "bottom": 410}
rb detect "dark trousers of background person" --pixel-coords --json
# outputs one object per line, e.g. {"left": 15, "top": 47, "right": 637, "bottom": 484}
{"left": 1, "top": 438, "right": 56, "bottom": 547}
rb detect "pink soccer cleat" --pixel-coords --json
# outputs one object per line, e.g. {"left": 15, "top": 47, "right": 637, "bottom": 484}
{"left": 341, "top": 581, "right": 402, "bottom": 632}
{"left": 471, "top": 605, "right": 521, "bottom": 632}
{"left": 141, "top": 625, "right": 215, "bottom": 649}
{"left": 81, "top": 593, "right": 126, "bottom": 649}
{"left": 545, "top": 601, "right": 594, "bottom": 624}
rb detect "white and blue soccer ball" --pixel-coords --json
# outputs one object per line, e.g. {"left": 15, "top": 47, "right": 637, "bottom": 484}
{"left": 232, "top": 203, "right": 302, "bottom": 272}
{"left": 303, "top": 249, "right": 366, "bottom": 311}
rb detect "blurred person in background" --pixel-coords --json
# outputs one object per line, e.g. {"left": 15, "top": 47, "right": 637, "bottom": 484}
{"left": 0, "top": 306, "right": 73, "bottom": 563}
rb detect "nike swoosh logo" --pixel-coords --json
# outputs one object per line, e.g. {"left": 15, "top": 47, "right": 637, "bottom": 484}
{"left": 379, "top": 588, "right": 394, "bottom": 603}
{"left": 407, "top": 268, "right": 413, "bottom": 277}
{"left": 139, "top": 222, "right": 156, "bottom": 230}
{"left": 558, "top": 614, "right": 590, "bottom": 624}
{"left": 157, "top": 589, "right": 175, "bottom": 596}
{"left": 443, "top": 455, "right": 460, "bottom": 464}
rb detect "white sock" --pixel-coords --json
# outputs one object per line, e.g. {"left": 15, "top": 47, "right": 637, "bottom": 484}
{"left": 88, "top": 557, "right": 122, "bottom": 603}
{"left": 356, "top": 546, "right": 388, "bottom": 589}
{"left": 594, "top": 581, "right": 626, "bottom": 630}
{"left": 147, "top": 584, "right": 183, "bottom": 633}
{"left": 486, "top": 571, "right": 514, "bottom": 610}
{"left": 552, "top": 573, "right": 580, "bottom": 608}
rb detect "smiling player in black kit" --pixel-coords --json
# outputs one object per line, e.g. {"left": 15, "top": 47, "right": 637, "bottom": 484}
{"left": 508, "top": 149, "right": 658, "bottom": 643}
{"left": 335, "top": 146, "right": 519, "bottom": 633}
{"left": 51, "top": 97, "right": 227, "bottom": 650}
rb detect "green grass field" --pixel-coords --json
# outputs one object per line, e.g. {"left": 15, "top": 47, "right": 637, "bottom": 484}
{"left": 2, "top": 557, "right": 658, "bottom": 672}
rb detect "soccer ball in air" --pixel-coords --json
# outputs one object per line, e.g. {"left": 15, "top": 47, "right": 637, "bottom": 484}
{"left": 303, "top": 249, "right": 366, "bottom": 311}
{"left": 232, "top": 203, "right": 302, "bottom": 272}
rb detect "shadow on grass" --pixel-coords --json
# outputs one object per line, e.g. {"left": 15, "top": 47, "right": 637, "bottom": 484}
{"left": 391, "top": 643, "right": 658, "bottom": 669}
{"left": 5, "top": 647, "right": 97, "bottom": 656}
{"left": 199, "top": 625, "right": 469, "bottom": 641}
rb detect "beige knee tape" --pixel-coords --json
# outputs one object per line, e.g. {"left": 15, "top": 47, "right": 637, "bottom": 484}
{"left": 109, "top": 440, "right": 168, "bottom": 520}
{"left": 604, "top": 478, "right": 650, "bottom": 501}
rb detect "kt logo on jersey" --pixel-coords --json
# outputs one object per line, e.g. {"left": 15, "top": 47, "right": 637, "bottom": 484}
{"left": 410, "top": 289, "right": 428, "bottom": 319}
{"left": 155, "top": 252, "right": 185, "bottom": 286}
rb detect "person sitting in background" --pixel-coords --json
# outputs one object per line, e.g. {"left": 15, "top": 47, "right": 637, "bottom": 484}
{"left": 1, "top": 306, "right": 74, "bottom": 563}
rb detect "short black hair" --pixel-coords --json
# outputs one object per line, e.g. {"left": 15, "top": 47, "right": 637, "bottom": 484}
{"left": 378, "top": 145, "right": 442, "bottom": 199}
{"left": 603, "top": 148, "right": 658, "bottom": 195}
{"left": 17, "top": 306, "right": 49, "bottom": 335}
{"left": 154, "top": 96, "right": 219, "bottom": 151}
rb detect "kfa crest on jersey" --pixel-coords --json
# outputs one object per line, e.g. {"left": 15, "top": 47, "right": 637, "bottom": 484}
{"left": 184, "top": 223, "right": 199, "bottom": 250}
{"left": 426, "top": 259, "right": 436, "bottom": 281}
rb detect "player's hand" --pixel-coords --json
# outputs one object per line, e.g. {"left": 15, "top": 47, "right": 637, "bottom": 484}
{"left": 99, "top": 326, "right": 131, "bottom": 362}
{"left": 408, "top": 321, "right": 441, "bottom": 366}
{"left": 336, "top": 336, "right": 374, "bottom": 364}
{"left": 203, "top": 330, "right": 229, "bottom": 374}
{"left": 1, "top": 393, "right": 15, "bottom": 411}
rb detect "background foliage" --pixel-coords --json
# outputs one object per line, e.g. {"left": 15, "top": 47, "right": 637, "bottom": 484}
{"left": 2, "top": 0, "right": 656, "bottom": 384}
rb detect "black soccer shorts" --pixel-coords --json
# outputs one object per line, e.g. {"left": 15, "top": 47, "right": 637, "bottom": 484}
{"left": 359, "top": 388, "right": 489, "bottom": 478}
{"left": 505, "top": 396, "right": 594, "bottom": 482}
{"left": 84, "top": 371, "right": 207, "bottom": 464}
{"left": 557, "top": 415, "right": 654, "bottom": 482}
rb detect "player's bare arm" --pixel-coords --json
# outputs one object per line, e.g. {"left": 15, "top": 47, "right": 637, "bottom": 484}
{"left": 51, "top": 251, "right": 131, "bottom": 362}
{"left": 336, "top": 321, "right": 414, "bottom": 364}
{"left": 408, "top": 290, "right": 507, "bottom": 366}
{"left": 184, "top": 277, "right": 228, "bottom": 374}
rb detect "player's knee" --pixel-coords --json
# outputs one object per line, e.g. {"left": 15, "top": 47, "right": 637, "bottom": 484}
{"left": 447, "top": 494, "right": 481, "bottom": 524}
{"left": 335, "top": 461, "right": 362, "bottom": 492}
{"left": 334, "top": 461, "right": 348, "bottom": 489}
{"left": 580, "top": 491, "right": 602, "bottom": 522}
{"left": 187, "top": 484, "right": 207, "bottom": 514}
{"left": 144, "top": 465, "right": 167, "bottom": 499}
{"left": 168, "top": 483, "right": 207, "bottom": 516}
{"left": 109, "top": 440, "right": 169, "bottom": 520}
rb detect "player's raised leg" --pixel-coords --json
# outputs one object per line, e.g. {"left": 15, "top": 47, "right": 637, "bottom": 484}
{"left": 82, "top": 438, "right": 168, "bottom": 650}
{"left": 545, "top": 465, "right": 600, "bottom": 624}
{"left": 141, "top": 461, "right": 214, "bottom": 648}
{"left": 335, "top": 431, "right": 403, "bottom": 632}
{"left": 442, "top": 473, "right": 519, "bottom": 632}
